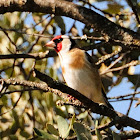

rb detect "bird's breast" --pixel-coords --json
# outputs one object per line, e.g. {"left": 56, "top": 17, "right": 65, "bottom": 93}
{"left": 62, "top": 63, "right": 101, "bottom": 98}
{"left": 63, "top": 67, "right": 90, "bottom": 92}
{"left": 60, "top": 49, "right": 85, "bottom": 70}
{"left": 58, "top": 49, "right": 107, "bottom": 105}
{"left": 59, "top": 50, "right": 99, "bottom": 94}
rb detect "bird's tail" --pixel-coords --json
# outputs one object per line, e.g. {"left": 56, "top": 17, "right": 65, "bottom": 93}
{"left": 101, "top": 86, "right": 113, "bottom": 109}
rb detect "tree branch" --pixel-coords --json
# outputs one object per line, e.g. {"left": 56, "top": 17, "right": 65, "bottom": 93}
{"left": 0, "top": 51, "right": 57, "bottom": 60}
{"left": 0, "top": 0, "right": 140, "bottom": 50}
{"left": 33, "top": 69, "right": 140, "bottom": 130}
{"left": 127, "top": 0, "right": 140, "bottom": 24}
{"left": 120, "top": 130, "right": 140, "bottom": 139}
{"left": 1, "top": 69, "right": 140, "bottom": 130}
{"left": 101, "top": 60, "right": 139, "bottom": 75}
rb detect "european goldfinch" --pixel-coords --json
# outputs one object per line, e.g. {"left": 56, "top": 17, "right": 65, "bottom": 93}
{"left": 45, "top": 35, "right": 113, "bottom": 109}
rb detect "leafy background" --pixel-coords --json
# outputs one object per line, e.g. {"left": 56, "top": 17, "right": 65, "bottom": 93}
{"left": 0, "top": 0, "right": 140, "bottom": 139}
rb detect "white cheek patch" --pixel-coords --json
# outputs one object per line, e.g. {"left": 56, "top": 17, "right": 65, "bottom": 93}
{"left": 61, "top": 35, "right": 69, "bottom": 39}
{"left": 60, "top": 39, "right": 72, "bottom": 54}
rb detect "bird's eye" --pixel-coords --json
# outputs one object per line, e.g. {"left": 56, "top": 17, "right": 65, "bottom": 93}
{"left": 54, "top": 38, "right": 63, "bottom": 44}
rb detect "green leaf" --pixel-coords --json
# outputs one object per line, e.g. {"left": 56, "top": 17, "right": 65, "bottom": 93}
{"left": 49, "top": 67, "right": 54, "bottom": 78}
{"left": 1, "top": 96, "right": 8, "bottom": 106}
{"left": 100, "top": 117, "right": 111, "bottom": 126}
{"left": 56, "top": 115, "right": 69, "bottom": 138}
{"left": 77, "top": 111, "right": 88, "bottom": 120}
{"left": 54, "top": 16, "right": 65, "bottom": 33}
{"left": 70, "top": 114, "right": 75, "bottom": 128}
{"left": 34, "top": 128, "right": 42, "bottom": 136}
{"left": 95, "top": 129, "right": 102, "bottom": 140}
{"left": 20, "top": 130, "right": 30, "bottom": 138}
{"left": 73, "top": 122, "right": 92, "bottom": 140}
{"left": 128, "top": 74, "right": 140, "bottom": 88}
{"left": 9, "top": 135, "right": 18, "bottom": 140}
{"left": 66, "top": 114, "right": 75, "bottom": 137}
{"left": 47, "top": 124, "right": 59, "bottom": 136}
{"left": 34, "top": 128, "right": 58, "bottom": 140}
{"left": 112, "top": 131, "right": 121, "bottom": 140}
{"left": 54, "top": 107, "right": 66, "bottom": 118}
{"left": 95, "top": 120, "right": 102, "bottom": 140}
{"left": 104, "top": 2, "right": 124, "bottom": 14}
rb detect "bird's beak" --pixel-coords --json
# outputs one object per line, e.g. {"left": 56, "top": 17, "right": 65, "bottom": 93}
{"left": 45, "top": 40, "right": 55, "bottom": 48}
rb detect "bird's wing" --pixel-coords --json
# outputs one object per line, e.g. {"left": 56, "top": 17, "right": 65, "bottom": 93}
{"left": 101, "top": 86, "right": 113, "bottom": 109}
{"left": 85, "top": 52, "right": 97, "bottom": 68}
{"left": 85, "top": 52, "right": 113, "bottom": 109}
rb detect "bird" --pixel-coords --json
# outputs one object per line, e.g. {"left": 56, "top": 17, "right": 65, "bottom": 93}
{"left": 45, "top": 35, "right": 113, "bottom": 109}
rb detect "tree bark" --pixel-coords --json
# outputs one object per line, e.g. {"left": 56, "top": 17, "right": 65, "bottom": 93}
{"left": 0, "top": 0, "right": 140, "bottom": 50}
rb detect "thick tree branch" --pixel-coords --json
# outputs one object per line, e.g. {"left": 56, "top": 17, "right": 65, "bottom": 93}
{"left": 2, "top": 69, "right": 140, "bottom": 130}
{"left": 0, "top": 0, "right": 140, "bottom": 50}
{"left": 33, "top": 69, "right": 140, "bottom": 130}
{"left": 120, "top": 130, "right": 140, "bottom": 139}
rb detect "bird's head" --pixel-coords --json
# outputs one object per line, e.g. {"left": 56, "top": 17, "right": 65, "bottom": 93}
{"left": 45, "top": 35, "right": 76, "bottom": 53}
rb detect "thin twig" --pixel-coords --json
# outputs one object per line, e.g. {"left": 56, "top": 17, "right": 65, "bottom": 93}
{"left": 0, "top": 27, "right": 52, "bottom": 38}
{"left": 0, "top": 51, "right": 52, "bottom": 60}
{"left": 101, "top": 60, "right": 139, "bottom": 75}
{"left": 108, "top": 91, "right": 140, "bottom": 100}
{"left": 0, "top": 88, "right": 38, "bottom": 98}
{"left": 127, "top": 0, "right": 140, "bottom": 24}
{"left": 100, "top": 52, "right": 127, "bottom": 75}
{"left": 110, "top": 97, "right": 139, "bottom": 102}
{"left": 26, "top": 14, "right": 51, "bottom": 30}
{"left": 96, "top": 47, "right": 122, "bottom": 65}
{"left": 0, "top": 26, "right": 18, "bottom": 51}
{"left": 126, "top": 74, "right": 140, "bottom": 116}
{"left": 26, "top": 15, "right": 54, "bottom": 53}
{"left": 0, "top": 92, "right": 23, "bottom": 116}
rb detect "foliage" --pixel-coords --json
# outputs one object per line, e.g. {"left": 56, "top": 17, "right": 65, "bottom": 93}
{"left": 0, "top": 0, "right": 140, "bottom": 139}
